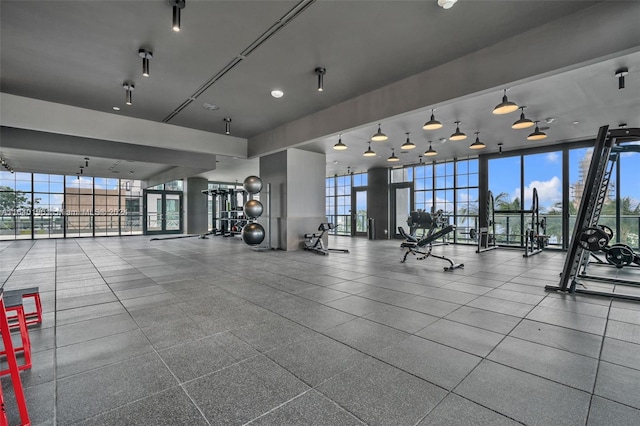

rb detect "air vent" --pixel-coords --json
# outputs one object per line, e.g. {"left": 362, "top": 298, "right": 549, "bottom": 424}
{"left": 202, "top": 103, "right": 220, "bottom": 111}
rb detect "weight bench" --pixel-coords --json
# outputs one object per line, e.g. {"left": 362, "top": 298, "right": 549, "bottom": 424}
{"left": 303, "top": 223, "right": 349, "bottom": 255}
{"left": 398, "top": 226, "right": 463, "bottom": 271}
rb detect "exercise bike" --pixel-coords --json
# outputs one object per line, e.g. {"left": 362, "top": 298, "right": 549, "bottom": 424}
{"left": 303, "top": 223, "right": 350, "bottom": 255}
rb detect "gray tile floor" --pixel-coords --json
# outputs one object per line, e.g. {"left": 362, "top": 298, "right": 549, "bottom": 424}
{"left": 1, "top": 236, "right": 640, "bottom": 425}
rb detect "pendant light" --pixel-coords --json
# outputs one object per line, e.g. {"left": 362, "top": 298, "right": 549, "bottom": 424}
{"left": 363, "top": 141, "right": 376, "bottom": 157}
{"left": 170, "top": 0, "right": 186, "bottom": 32}
{"left": 512, "top": 106, "right": 534, "bottom": 129}
{"left": 123, "top": 82, "right": 134, "bottom": 105}
{"left": 450, "top": 121, "right": 467, "bottom": 141}
{"left": 387, "top": 148, "right": 399, "bottom": 162}
{"left": 492, "top": 89, "right": 519, "bottom": 115}
{"left": 469, "top": 132, "right": 486, "bottom": 150}
{"left": 401, "top": 132, "right": 416, "bottom": 150}
{"left": 371, "top": 123, "right": 388, "bottom": 142}
{"left": 527, "top": 121, "right": 547, "bottom": 140}
{"left": 224, "top": 117, "right": 232, "bottom": 135}
{"left": 424, "top": 141, "right": 437, "bottom": 157}
{"left": 333, "top": 135, "right": 347, "bottom": 150}
{"left": 315, "top": 67, "right": 326, "bottom": 92}
{"left": 138, "top": 49, "right": 153, "bottom": 77}
{"left": 423, "top": 109, "right": 443, "bottom": 130}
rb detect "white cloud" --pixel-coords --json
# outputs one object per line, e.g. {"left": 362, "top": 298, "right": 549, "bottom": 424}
{"left": 513, "top": 176, "right": 562, "bottom": 209}
{"left": 546, "top": 152, "right": 560, "bottom": 163}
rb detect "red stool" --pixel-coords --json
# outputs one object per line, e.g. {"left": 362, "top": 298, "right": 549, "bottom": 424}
{"left": 4, "top": 288, "right": 41, "bottom": 327}
{"left": 0, "top": 291, "right": 31, "bottom": 426}
{"left": 0, "top": 294, "right": 32, "bottom": 374}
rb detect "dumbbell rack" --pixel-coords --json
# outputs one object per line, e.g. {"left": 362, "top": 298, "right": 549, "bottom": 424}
{"left": 546, "top": 125, "right": 640, "bottom": 300}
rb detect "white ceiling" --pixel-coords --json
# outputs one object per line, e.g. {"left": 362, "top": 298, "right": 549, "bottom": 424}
{"left": 1, "top": 1, "right": 639, "bottom": 182}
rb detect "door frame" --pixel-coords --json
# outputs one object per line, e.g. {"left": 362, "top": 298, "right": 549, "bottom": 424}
{"left": 143, "top": 189, "right": 183, "bottom": 235}
{"left": 351, "top": 187, "right": 368, "bottom": 237}
{"left": 390, "top": 183, "right": 414, "bottom": 239}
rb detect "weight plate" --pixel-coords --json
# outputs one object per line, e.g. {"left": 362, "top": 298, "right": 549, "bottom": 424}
{"left": 605, "top": 245, "right": 634, "bottom": 268}
{"left": 578, "top": 227, "right": 610, "bottom": 252}
{"left": 598, "top": 224, "right": 614, "bottom": 241}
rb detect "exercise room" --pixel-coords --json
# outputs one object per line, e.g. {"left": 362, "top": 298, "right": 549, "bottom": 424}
{"left": 1, "top": 1, "right": 639, "bottom": 425}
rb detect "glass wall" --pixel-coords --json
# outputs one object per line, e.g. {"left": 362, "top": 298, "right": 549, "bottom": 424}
{"left": 0, "top": 171, "right": 144, "bottom": 240}
{"left": 455, "top": 159, "right": 479, "bottom": 243}
{"left": 619, "top": 149, "right": 640, "bottom": 248}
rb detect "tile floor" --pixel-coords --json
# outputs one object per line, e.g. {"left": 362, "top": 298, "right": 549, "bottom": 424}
{"left": 1, "top": 235, "right": 640, "bottom": 425}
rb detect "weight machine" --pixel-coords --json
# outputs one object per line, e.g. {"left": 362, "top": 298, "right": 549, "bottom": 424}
{"left": 472, "top": 190, "right": 498, "bottom": 253}
{"left": 546, "top": 125, "right": 640, "bottom": 301}
{"left": 398, "top": 209, "right": 463, "bottom": 271}
{"left": 303, "top": 223, "right": 350, "bottom": 255}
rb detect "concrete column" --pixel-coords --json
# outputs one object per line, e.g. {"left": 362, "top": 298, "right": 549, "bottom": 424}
{"left": 260, "top": 148, "right": 326, "bottom": 250}
{"left": 185, "top": 177, "right": 208, "bottom": 234}
{"left": 367, "top": 168, "right": 390, "bottom": 240}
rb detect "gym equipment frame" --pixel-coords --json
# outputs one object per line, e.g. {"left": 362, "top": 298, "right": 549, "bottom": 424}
{"left": 399, "top": 210, "right": 463, "bottom": 271}
{"left": 303, "top": 223, "right": 350, "bottom": 255}
{"left": 546, "top": 125, "right": 640, "bottom": 301}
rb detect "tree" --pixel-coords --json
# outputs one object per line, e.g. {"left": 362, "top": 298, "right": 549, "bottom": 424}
{"left": 0, "top": 186, "right": 32, "bottom": 213}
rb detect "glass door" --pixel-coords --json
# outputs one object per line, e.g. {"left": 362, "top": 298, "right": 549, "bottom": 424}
{"left": 351, "top": 189, "right": 367, "bottom": 237}
{"left": 144, "top": 190, "right": 182, "bottom": 234}
{"left": 391, "top": 183, "right": 413, "bottom": 238}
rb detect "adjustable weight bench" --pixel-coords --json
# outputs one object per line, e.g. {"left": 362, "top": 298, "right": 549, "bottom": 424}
{"left": 398, "top": 226, "right": 463, "bottom": 271}
{"left": 303, "top": 223, "right": 349, "bottom": 255}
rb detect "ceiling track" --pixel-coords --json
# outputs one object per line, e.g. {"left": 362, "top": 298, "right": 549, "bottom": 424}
{"left": 162, "top": 0, "right": 317, "bottom": 124}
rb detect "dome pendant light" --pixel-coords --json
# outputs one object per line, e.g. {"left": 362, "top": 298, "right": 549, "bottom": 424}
{"left": 333, "top": 135, "right": 347, "bottom": 151}
{"left": 424, "top": 141, "right": 437, "bottom": 157}
{"left": 492, "top": 89, "right": 519, "bottom": 115}
{"left": 387, "top": 148, "right": 399, "bottom": 162}
{"left": 423, "top": 109, "right": 443, "bottom": 130}
{"left": 469, "top": 132, "right": 486, "bottom": 150}
{"left": 371, "top": 123, "right": 388, "bottom": 142}
{"left": 401, "top": 132, "right": 416, "bottom": 150}
{"left": 450, "top": 121, "right": 467, "bottom": 141}
{"left": 363, "top": 141, "right": 376, "bottom": 157}
{"left": 512, "top": 106, "right": 534, "bottom": 129}
{"left": 527, "top": 121, "right": 547, "bottom": 141}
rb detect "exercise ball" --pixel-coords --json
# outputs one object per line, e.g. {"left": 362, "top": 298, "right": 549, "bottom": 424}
{"left": 243, "top": 175, "right": 263, "bottom": 194}
{"left": 242, "top": 222, "right": 265, "bottom": 246}
{"left": 244, "top": 199, "right": 263, "bottom": 218}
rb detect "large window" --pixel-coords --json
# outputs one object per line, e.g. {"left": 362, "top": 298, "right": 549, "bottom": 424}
{"left": 0, "top": 171, "right": 144, "bottom": 240}
{"left": 455, "top": 159, "right": 479, "bottom": 243}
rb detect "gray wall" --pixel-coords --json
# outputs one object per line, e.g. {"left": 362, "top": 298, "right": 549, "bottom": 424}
{"left": 185, "top": 177, "right": 208, "bottom": 234}
{"left": 367, "top": 168, "right": 390, "bottom": 240}
{"left": 260, "top": 148, "right": 326, "bottom": 250}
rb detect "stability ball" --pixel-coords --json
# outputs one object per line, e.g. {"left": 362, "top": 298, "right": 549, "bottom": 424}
{"left": 242, "top": 222, "right": 265, "bottom": 246}
{"left": 244, "top": 199, "right": 263, "bottom": 219}
{"left": 243, "top": 175, "right": 263, "bottom": 194}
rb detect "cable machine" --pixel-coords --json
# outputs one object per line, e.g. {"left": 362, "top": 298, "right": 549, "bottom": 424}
{"left": 546, "top": 125, "right": 640, "bottom": 301}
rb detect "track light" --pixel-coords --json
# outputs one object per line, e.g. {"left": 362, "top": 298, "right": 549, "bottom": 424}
{"left": 371, "top": 123, "right": 388, "bottom": 142}
{"left": 0, "top": 157, "right": 14, "bottom": 173}
{"left": 615, "top": 67, "right": 628, "bottom": 89}
{"left": 138, "top": 49, "right": 153, "bottom": 77}
{"left": 423, "top": 109, "right": 443, "bottom": 130}
{"left": 418, "top": 155, "right": 423, "bottom": 164}
{"left": 512, "top": 106, "right": 534, "bottom": 129}
{"left": 450, "top": 121, "right": 467, "bottom": 141}
{"left": 469, "top": 132, "right": 486, "bottom": 150}
{"left": 387, "top": 148, "right": 399, "bottom": 162}
{"left": 224, "top": 117, "right": 232, "bottom": 135}
{"left": 315, "top": 67, "right": 326, "bottom": 92}
{"left": 363, "top": 141, "right": 376, "bottom": 157}
{"left": 424, "top": 142, "right": 437, "bottom": 157}
{"left": 84, "top": 157, "right": 90, "bottom": 167}
{"left": 401, "top": 132, "right": 416, "bottom": 150}
{"left": 498, "top": 143, "right": 503, "bottom": 154}
{"left": 123, "top": 82, "right": 134, "bottom": 105}
{"left": 527, "top": 121, "right": 547, "bottom": 140}
{"left": 79, "top": 166, "right": 84, "bottom": 175}
{"left": 333, "top": 135, "right": 347, "bottom": 151}
{"left": 438, "top": 0, "right": 458, "bottom": 9}
{"left": 493, "top": 89, "right": 519, "bottom": 115}
{"left": 170, "top": 0, "right": 186, "bottom": 32}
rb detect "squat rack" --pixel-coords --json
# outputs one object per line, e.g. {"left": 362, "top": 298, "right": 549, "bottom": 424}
{"left": 546, "top": 125, "right": 640, "bottom": 301}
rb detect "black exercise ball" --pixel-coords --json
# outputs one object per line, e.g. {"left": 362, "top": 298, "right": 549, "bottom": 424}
{"left": 243, "top": 175, "right": 263, "bottom": 194}
{"left": 243, "top": 199, "right": 263, "bottom": 219}
{"left": 242, "top": 222, "right": 265, "bottom": 246}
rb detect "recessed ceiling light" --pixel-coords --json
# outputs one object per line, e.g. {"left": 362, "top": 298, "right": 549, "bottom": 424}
{"left": 271, "top": 90, "right": 284, "bottom": 98}
{"left": 202, "top": 103, "right": 220, "bottom": 111}
{"left": 112, "top": 106, "right": 120, "bottom": 111}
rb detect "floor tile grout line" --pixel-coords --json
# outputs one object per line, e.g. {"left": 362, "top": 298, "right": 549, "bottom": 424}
{"left": 585, "top": 298, "right": 614, "bottom": 425}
